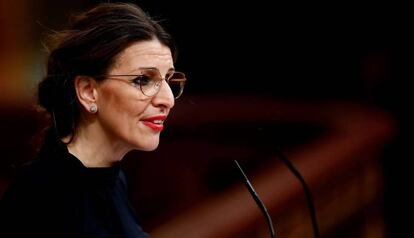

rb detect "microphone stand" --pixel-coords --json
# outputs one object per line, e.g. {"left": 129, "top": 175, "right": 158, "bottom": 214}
{"left": 234, "top": 160, "right": 276, "bottom": 238}
{"left": 235, "top": 148, "right": 321, "bottom": 238}
{"left": 274, "top": 149, "right": 321, "bottom": 238}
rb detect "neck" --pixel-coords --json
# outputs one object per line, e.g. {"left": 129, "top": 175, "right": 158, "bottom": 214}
{"left": 64, "top": 124, "right": 129, "bottom": 168}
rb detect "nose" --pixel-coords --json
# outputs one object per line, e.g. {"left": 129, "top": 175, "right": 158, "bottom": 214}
{"left": 152, "top": 80, "right": 175, "bottom": 109}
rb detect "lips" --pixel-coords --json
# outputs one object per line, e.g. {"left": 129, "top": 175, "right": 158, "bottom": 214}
{"left": 141, "top": 115, "right": 167, "bottom": 132}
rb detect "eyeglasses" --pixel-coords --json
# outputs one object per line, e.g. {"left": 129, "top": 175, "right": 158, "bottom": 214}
{"left": 94, "top": 68, "right": 186, "bottom": 99}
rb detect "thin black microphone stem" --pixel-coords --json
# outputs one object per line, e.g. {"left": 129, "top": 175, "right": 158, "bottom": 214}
{"left": 274, "top": 149, "right": 321, "bottom": 238}
{"left": 234, "top": 160, "right": 276, "bottom": 238}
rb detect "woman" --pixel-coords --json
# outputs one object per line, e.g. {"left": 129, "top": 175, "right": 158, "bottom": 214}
{"left": 0, "top": 3, "right": 186, "bottom": 237}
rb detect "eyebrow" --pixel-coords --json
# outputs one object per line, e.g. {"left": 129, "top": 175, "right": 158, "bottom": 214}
{"left": 131, "top": 67, "right": 176, "bottom": 75}
{"left": 144, "top": 66, "right": 174, "bottom": 70}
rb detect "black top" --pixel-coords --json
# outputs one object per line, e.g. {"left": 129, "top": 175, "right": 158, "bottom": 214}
{"left": 0, "top": 132, "right": 150, "bottom": 238}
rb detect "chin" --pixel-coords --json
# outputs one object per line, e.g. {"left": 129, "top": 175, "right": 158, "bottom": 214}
{"left": 126, "top": 133, "right": 160, "bottom": 152}
{"left": 135, "top": 140, "right": 160, "bottom": 152}
{"left": 141, "top": 145, "right": 159, "bottom": 152}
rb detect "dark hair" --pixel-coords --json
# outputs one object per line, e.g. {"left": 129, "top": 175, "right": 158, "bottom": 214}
{"left": 38, "top": 3, "right": 176, "bottom": 140}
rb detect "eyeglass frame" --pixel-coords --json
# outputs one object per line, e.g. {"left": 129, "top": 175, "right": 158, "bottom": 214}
{"left": 91, "top": 67, "right": 186, "bottom": 99}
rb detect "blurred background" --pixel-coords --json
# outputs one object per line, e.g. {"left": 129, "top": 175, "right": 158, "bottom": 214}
{"left": 0, "top": 0, "right": 411, "bottom": 237}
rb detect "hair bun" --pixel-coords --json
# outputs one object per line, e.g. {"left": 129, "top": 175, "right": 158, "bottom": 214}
{"left": 37, "top": 76, "right": 57, "bottom": 113}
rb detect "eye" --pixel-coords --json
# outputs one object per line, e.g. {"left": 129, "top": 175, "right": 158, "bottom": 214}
{"left": 132, "top": 75, "right": 151, "bottom": 87}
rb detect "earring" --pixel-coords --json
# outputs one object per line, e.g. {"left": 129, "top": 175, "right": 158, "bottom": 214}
{"left": 90, "top": 104, "right": 98, "bottom": 113}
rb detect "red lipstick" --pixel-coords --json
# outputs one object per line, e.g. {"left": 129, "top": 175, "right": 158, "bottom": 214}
{"left": 141, "top": 115, "right": 167, "bottom": 132}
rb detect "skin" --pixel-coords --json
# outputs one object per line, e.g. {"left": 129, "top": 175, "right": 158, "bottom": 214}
{"left": 66, "top": 39, "right": 175, "bottom": 167}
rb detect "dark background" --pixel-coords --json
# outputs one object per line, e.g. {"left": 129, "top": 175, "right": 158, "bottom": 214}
{"left": 128, "top": 3, "right": 410, "bottom": 237}
{"left": 1, "top": 0, "right": 412, "bottom": 237}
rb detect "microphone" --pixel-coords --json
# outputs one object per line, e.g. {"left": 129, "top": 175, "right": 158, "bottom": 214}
{"left": 234, "top": 160, "right": 276, "bottom": 238}
{"left": 235, "top": 149, "right": 321, "bottom": 238}
{"left": 273, "top": 149, "right": 320, "bottom": 238}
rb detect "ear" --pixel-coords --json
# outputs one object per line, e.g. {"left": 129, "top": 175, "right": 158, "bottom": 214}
{"left": 74, "top": 76, "right": 98, "bottom": 112}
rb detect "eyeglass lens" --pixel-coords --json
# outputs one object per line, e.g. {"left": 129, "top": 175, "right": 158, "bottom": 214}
{"left": 139, "top": 69, "right": 186, "bottom": 99}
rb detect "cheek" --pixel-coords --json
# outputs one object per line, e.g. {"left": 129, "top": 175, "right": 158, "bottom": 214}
{"left": 99, "top": 85, "right": 149, "bottom": 124}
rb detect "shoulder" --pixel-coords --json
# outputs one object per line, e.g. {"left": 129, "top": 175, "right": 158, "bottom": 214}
{"left": 0, "top": 141, "right": 79, "bottom": 206}
{"left": 0, "top": 159, "right": 58, "bottom": 205}
{"left": 0, "top": 160, "right": 55, "bottom": 234}
{"left": 0, "top": 152, "right": 83, "bottom": 234}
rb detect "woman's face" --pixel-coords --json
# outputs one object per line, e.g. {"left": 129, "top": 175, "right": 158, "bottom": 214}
{"left": 95, "top": 39, "right": 175, "bottom": 152}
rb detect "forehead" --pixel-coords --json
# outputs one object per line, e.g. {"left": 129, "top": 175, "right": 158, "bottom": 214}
{"left": 111, "top": 39, "right": 173, "bottom": 72}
